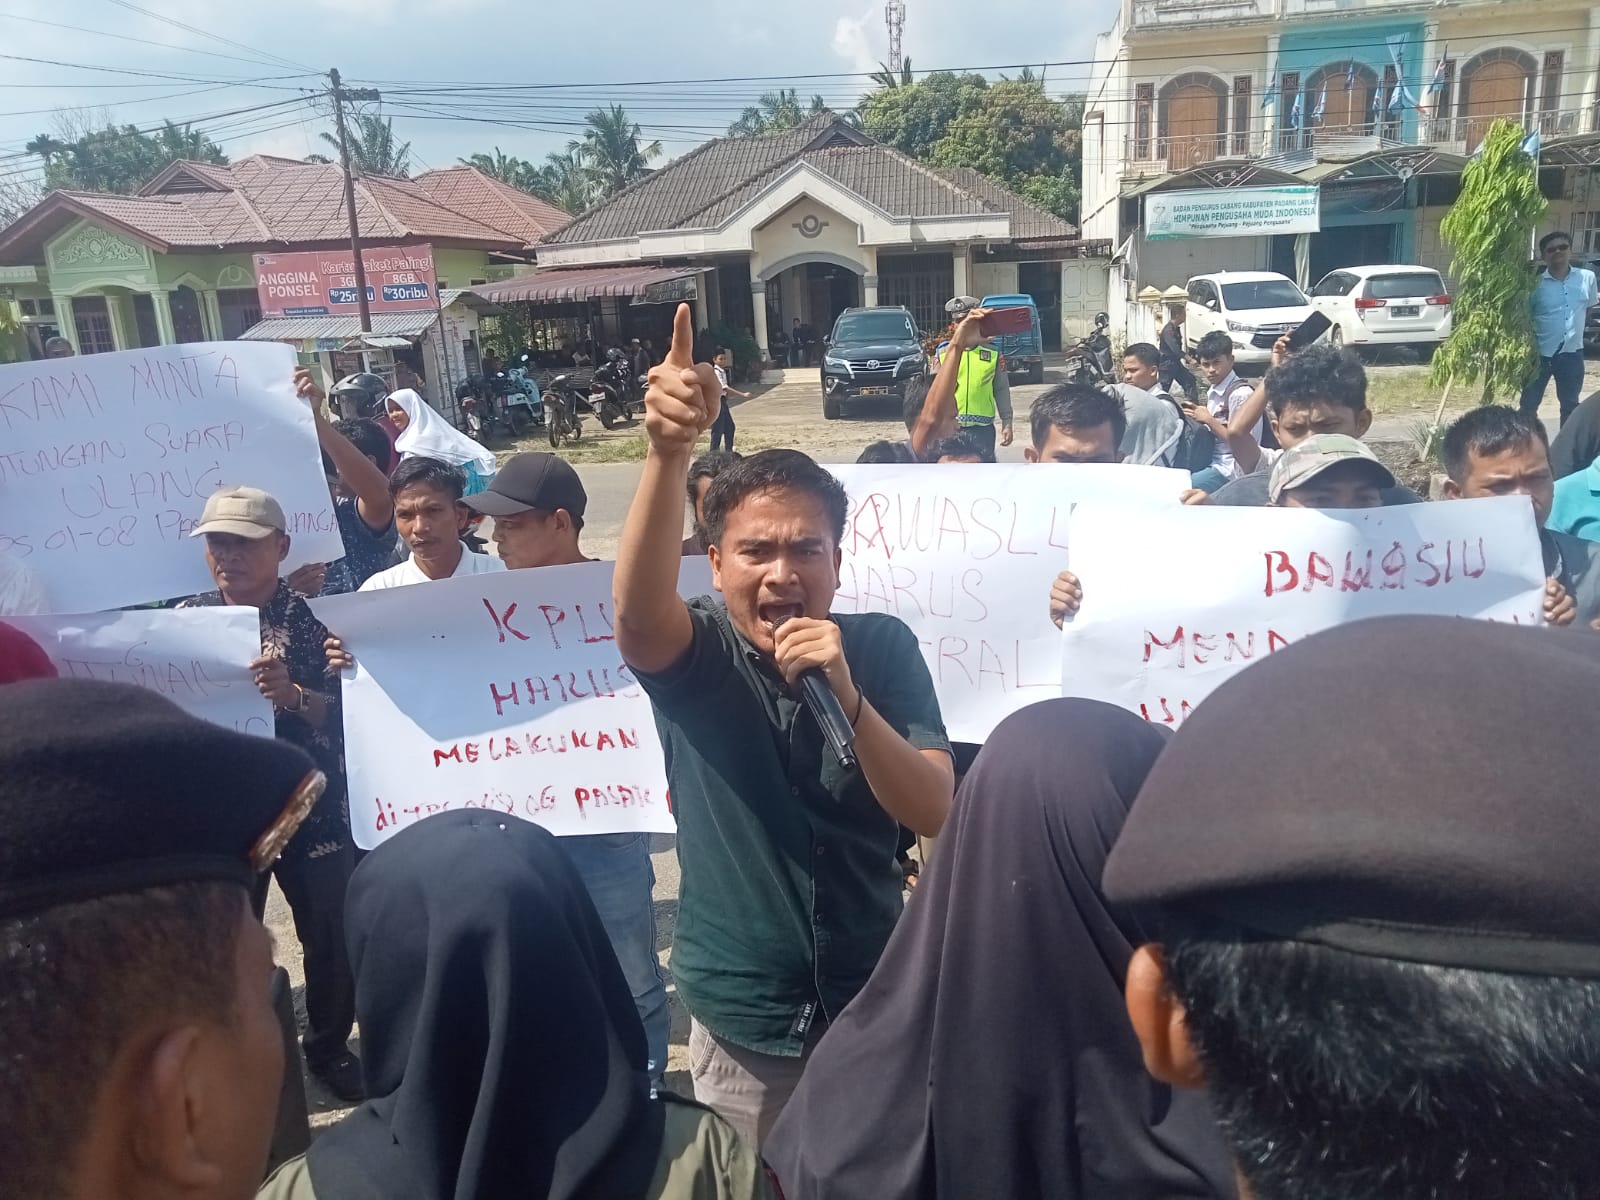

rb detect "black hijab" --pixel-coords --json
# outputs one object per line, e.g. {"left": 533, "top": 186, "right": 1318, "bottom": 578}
{"left": 764, "top": 699, "right": 1236, "bottom": 1200}
{"left": 307, "top": 811, "right": 665, "bottom": 1200}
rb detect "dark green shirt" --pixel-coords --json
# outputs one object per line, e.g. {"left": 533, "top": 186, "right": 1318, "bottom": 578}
{"left": 638, "top": 597, "right": 950, "bottom": 1056}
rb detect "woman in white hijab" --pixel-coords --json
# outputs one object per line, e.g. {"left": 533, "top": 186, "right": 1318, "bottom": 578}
{"left": 386, "top": 389, "right": 498, "bottom": 494}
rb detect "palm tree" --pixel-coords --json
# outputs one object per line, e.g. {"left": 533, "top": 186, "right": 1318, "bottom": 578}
{"left": 727, "top": 90, "right": 829, "bottom": 137}
{"left": 574, "top": 105, "right": 660, "bottom": 199}
{"left": 321, "top": 112, "right": 411, "bottom": 177}
{"left": 868, "top": 58, "right": 914, "bottom": 90}
{"left": 528, "top": 150, "right": 593, "bottom": 214}
{"left": 153, "top": 120, "right": 224, "bottom": 163}
{"left": 461, "top": 147, "right": 538, "bottom": 190}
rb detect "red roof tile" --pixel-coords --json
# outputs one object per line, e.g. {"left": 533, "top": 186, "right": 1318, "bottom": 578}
{"left": 412, "top": 166, "right": 570, "bottom": 245}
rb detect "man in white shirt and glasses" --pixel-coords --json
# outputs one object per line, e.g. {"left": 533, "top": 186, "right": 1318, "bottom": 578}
{"left": 1521, "top": 231, "right": 1598, "bottom": 426}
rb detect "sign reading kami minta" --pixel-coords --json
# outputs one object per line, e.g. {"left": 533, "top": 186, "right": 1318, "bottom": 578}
{"left": 1145, "top": 185, "right": 1320, "bottom": 240}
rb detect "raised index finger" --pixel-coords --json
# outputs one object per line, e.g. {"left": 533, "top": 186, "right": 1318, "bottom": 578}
{"left": 664, "top": 302, "right": 695, "bottom": 369}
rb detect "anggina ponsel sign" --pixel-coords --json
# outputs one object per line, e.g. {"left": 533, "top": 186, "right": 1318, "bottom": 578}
{"left": 254, "top": 244, "right": 438, "bottom": 318}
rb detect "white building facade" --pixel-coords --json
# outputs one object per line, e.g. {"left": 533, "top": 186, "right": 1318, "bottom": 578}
{"left": 1081, "top": 0, "right": 1600, "bottom": 344}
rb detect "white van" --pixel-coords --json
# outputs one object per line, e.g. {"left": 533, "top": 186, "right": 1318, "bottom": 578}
{"left": 1309, "top": 265, "right": 1453, "bottom": 354}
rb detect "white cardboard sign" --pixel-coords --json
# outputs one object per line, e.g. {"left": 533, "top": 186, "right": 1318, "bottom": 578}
{"left": 1060, "top": 496, "right": 1547, "bottom": 726}
{"left": 829, "top": 463, "right": 1190, "bottom": 741}
{"left": 0, "top": 342, "right": 344, "bottom": 611}
{"left": 313, "top": 558, "right": 712, "bottom": 848}
{"left": 5, "top": 607, "right": 272, "bottom": 735}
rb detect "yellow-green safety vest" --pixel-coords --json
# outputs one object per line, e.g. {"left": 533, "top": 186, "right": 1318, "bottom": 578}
{"left": 939, "top": 344, "right": 999, "bottom": 423}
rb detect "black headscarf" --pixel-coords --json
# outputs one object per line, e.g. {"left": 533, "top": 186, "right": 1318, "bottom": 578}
{"left": 764, "top": 699, "right": 1236, "bottom": 1200}
{"left": 307, "top": 811, "right": 665, "bottom": 1200}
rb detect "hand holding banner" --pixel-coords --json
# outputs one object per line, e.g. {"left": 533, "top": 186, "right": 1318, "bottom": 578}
{"left": 0, "top": 341, "right": 343, "bottom": 611}
{"left": 5, "top": 607, "right": 272, "bottom": 735}
{"left": 1060, "top": 497, "right": 1547, "bottom": 725}
{"left": 829, "top": 463, "right": 1189, "bottom": 741}
{"left": 313, "top": 558, "right": 711, "bottom": 848}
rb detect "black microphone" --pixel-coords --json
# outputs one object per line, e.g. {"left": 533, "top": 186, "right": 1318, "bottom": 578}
{"left": 774, "top": 617, "right": 858, "bottom": 772}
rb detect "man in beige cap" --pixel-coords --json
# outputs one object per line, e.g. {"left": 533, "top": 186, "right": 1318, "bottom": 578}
{"left": 177, "top": 485, "right": 364, "bottom": 1102}
{"left": 1267, "top": 434, "right": 1395, "bottom": 510}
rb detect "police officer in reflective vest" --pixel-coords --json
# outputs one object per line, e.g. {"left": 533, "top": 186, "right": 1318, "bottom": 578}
{"left": 934, "top": 295, "right": 1013, "bottom": 461}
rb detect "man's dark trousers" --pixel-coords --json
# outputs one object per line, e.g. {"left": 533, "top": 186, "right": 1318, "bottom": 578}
{"left": 1520, "top": 350, "right": 1586, "bottom": 425}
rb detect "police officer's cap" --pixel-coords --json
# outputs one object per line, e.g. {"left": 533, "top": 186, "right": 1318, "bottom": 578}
{"left": 0, "top": 679, "right": 324, "bottom": 920}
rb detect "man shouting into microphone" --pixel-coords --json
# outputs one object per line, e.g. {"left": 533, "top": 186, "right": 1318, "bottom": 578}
{"left": 616, "top": 304, "right": 953, "bottom": 1147}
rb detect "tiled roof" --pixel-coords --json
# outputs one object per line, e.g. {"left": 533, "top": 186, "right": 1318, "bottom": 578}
{"left": 543, "top": 114, "right": 1076, "bottom": 246}
{"left": 545, "top": 112, "right": 854, "bottom": 245}
{"left": 0, "top": 157, "right": 536, "bottom": 263}
{"left": 411, "top": 166, "right": 571, "bottom": 245}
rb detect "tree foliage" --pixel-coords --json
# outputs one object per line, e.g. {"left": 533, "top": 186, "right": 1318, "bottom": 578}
{"left": 1429, "top": 120, "right": 1548, "bottom": 404}
{"left": 574, "top": 105, "right": 660, "bottom": 200}
{"left": 858, "top": 73, "right": 1084, "bottom": 221}
{"left": 26, "top": 118, "right": 226, "bottom": 194}
{"left": 728, "top": 89, "right": 829, "bottom": 137}
{"left": 321, "top": 111, "right": 411, "bottom": 177}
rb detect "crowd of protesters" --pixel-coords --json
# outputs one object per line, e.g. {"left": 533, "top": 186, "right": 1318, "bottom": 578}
{"left": 3, "top": 264, "right": 1600, "bottom": 1200}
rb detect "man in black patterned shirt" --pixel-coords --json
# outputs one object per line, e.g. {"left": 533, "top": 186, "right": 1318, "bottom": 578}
{"left": 178, "top": 485, "right": 363, "bottom": 1102}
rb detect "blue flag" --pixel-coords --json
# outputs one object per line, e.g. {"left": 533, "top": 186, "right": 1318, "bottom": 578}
{"left": 1263, "top": 59, "right": 1278, "bottom": 110}
{"left": 1428, "top": 46, "right": 1448, "bottom": 95}
{"left": 1388, "top": 83, "right": 1404, "bottom": 114}
{"left": 1346, "top": 60, "right": 1357, "bottom": 90}
{"left": 1313, "top": 84, "right": 1327, "bottom": 123}
{"left": 1369, "top": 85, "right": 1381, "bottom": 124}
{"left": 1522, "top": 129, "right": 1542, "bottom": 160}
{"left": 1290, "top": 88, "right": 1304, "bottom": 130}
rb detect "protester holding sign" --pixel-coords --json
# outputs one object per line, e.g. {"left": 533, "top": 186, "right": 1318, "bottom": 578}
{"left": 766, "top": 699, "right": 1236, "bottom": 1200}
{"left": 176, "top": 486, "right": 363, "bottom": 1102}
{"left": 260, "top": 812, "right": 776, "bottom": 1200}
{"left": 615, "top": 304, "right": 953, "bottom": 1147}
{"left": 1107, "top": 618, "right": 1600, "bottom": 1200}
{"left": 1268, "top": 435, "right": 1394, "bottom": 510}
{"left": 1441, "top": 406, "right": 1598, "bottom": 625}
{"left": 1024, "top": 384, "right": 1127, "bottom": 464}
{"left": 358, "top": 458, "right": 506, "bottom": 590}
{"left": 1209, "top": 345, "right": 1421, "bottom": 507}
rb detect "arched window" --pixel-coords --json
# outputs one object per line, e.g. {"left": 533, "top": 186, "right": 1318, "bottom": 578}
{"left": 1302, "top": 61, "right": 1381, "bottom": 139}
{"left": 1459, "top": 48, "right": 1537, "bottom": 151}
{"left": 1159, "top": 73, "right": 1228, "bottom": 171}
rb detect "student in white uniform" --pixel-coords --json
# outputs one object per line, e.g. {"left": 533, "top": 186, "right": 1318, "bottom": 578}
{"left": 386, "top": 388, "right": 498, "bottom": 496}
{"left": 358, "top": 458, "right": 506, "bottom": 591}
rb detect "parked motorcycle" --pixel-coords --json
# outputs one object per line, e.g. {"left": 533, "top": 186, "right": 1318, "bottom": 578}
{"left": 588, "top": 349, "right": 637, "bottom": 429}
{"left": 456, "top": 363, "right": 542, "bottom": 443}
{"left": 544, "top": 373, "right": 585, "bottom": 448}
{"left": 1064, "top": 311, "right": 1114, "bottom": 388}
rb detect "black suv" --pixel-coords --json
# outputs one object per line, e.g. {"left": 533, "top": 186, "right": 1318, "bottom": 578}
{"left": 820, "top": 306, "right": 925, "bottom": 419}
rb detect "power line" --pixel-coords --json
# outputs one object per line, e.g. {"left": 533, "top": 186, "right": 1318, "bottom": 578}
{"left": 0, "top": 52, "right": 316, "bottom": 87}
{"left": 99, "top": 0, "right": 317, "bottom": 74}
{"left": 0, "top": 11, "right": 310, "bottom": 74}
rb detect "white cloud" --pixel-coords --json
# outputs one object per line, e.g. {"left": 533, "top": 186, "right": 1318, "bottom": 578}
{"left": 831, "top": 5, "right": 882, "bottom": 74}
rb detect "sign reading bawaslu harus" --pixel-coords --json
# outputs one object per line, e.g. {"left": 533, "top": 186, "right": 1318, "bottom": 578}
{"left": 0, "top": 341, "right": 344, "bottom": 613}
{"left": 1145, "top": 185, "right": 1321, "bottom": 240}
{"left": 1060, "top": 496, "right": 1546, "bottom": 727}
{"left": 828, "top": 463, "right": 1190, "bottom": 742}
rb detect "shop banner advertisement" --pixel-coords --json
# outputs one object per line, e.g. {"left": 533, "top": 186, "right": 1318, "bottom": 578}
{"left": 1145, "top": 185, "right": 1320, "bottom": 240}
{"left": 254, "top": 244, "right": 438, "bottom": 318}
{"left": 6, "top": 607, "right": 272, "bottom": 736}
{"left": 0, "top": 341, "right": 344, "bottom": 613}
{"left": 828, "top": 463, "right": 1190, "bottom": 742}
{"left": 312, "top": 558, "right": 712, "bottom": 849}
{"left": 1060, "top": 497, "right": 1546, "bottom": 727}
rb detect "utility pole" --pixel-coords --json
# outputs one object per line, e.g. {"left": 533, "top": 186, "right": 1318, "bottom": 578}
{"left": 328, "top": 68, "right": 381, "bottom": 334}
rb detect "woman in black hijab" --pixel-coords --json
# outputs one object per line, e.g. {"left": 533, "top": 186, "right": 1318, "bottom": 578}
{"left": 257, "top": 810, "right": 775, "bottom": 1200}
{"left": 764, "top": 699, "right": 1236, "bottom": 1200}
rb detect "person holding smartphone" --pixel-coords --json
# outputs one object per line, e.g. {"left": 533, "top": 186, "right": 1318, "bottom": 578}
{"left": 933, "top": 295, "right": 1013, "bottom": 461}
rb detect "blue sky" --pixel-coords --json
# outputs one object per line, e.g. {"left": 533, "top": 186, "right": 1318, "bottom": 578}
{"left": 0, "top": 0, "right": 1116, "bottom": 192}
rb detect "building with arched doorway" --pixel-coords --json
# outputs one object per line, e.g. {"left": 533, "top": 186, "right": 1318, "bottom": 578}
{"left": 529, "top": 113, "right": 1110, "bottom": 360}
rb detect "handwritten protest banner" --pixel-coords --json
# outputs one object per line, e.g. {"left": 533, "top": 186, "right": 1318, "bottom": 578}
{"left": 0, "top": 342, "right": 344, "bottom": 612}
{"left": 1060, "top": 496, "right": 1546, "bottom": 726}
{"left": 828, "top": 463, "right": 1189, "bottom": 742}
{"left": 313, "top": 558, "right": 711, "bottom": 849}
{"left": 5, "top": 607, "right": 271, "bottom": 736}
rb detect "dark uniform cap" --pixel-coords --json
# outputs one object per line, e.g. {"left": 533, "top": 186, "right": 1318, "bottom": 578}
{"left": 462, "top": 451, "right": 587, "bottom": 520}
{"left": 1104, "top": 616, "right": 1600, "bottom": 978}
{"left": 0, "top": 679, "right": 325, "bottom": 920}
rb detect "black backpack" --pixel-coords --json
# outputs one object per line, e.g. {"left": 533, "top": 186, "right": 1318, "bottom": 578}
{"left": 1159, "top": 392, "right": 1217, "bottom": 473}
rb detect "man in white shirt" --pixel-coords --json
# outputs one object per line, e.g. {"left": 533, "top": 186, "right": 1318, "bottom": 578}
{"left": 358, "top": 458, "right": 505, "bottom": 591}
{"left": 1522, "top": 231, "right": 1600, "bottom": 425}
{"left": 1189, "top": 330, "right": 1262, "bottom": 490}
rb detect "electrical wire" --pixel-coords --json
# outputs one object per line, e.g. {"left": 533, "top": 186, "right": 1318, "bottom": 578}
{"left": 99, "top": 0, "right": 317, "bottom": 74}
{"left": 0, "top": 11, "right": 310, "bottom": 74}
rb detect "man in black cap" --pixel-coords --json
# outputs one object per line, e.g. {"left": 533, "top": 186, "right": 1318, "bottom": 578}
{"left": 0, "top": 679, "right": 323, "bottom": 1200}
{"left": 1106, "top": 616, "right": 1600, "bottom": 1200}
{"left": 178, "top": 485, "right": 363, "bottom": 1102}
{"left": 461, "top": 450, "right": 671, "bottom": 1085}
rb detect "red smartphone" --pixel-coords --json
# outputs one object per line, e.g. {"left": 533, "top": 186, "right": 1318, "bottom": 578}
{"left": 977, "top": 306, "right": 1033, "bottom": 336}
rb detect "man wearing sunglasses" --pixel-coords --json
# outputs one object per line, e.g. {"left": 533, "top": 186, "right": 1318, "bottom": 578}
{"left": 1522, "top": 231, "right": 1598, "bottom": 426}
